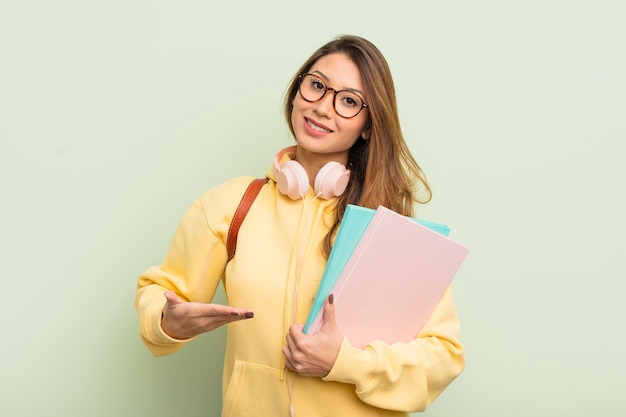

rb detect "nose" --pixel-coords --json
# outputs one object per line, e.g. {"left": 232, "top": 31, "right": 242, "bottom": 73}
{"left": 313, "top": 91, "right": 335, "bottom": 118}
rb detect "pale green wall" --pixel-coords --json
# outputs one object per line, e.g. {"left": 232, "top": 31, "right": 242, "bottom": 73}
{"left": 1, "top": 1, "right": 625, "bottom": 416}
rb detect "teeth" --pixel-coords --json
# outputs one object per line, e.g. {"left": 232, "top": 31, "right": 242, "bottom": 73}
{"left": 307, "top": 119, "right": 331, "bottom": 133}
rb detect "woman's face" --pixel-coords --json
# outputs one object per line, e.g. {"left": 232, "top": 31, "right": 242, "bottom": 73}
{"left": 291, "top": 53, "right": 369, "bottom": 165}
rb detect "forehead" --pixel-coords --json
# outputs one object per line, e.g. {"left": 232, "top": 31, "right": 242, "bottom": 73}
{"left": 309, "top": 53, "right": 363, "bottom": 91}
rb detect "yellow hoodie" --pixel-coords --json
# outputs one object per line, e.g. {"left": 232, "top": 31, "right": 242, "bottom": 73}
{"left": 135, "top": 155, "right": 465, "bottom": 417}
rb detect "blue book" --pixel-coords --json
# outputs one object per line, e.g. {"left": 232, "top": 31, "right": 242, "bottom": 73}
{"left": 304, "top": 205, "right": 450, "bottom": 333}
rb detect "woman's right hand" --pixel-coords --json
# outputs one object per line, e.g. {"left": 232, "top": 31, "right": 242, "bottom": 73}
{"left": 161, "top": 290, "right": 254, "bottom": 340}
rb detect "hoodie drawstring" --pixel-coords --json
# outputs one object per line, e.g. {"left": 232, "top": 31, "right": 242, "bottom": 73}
{"left": 281, "top": 191, "right": 321, "bottom": 416}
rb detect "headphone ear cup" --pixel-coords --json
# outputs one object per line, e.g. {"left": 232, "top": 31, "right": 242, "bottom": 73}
{"left": 276, "top": 160, "right": 309, "bottom": 200}
{"left": 314, "top": 162, "right": 351, "bottom": 200}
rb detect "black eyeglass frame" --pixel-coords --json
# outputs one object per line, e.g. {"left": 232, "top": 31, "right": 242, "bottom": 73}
{"left": 297, "top": 74, "right": 369, "bottom": 119}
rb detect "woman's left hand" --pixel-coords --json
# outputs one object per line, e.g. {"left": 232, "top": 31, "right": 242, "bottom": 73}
{"left": 282, "top": 295, "right": 343, "bottom": 377}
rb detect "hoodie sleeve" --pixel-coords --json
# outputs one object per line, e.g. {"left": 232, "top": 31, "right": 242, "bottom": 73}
{"left": 134, "top": 177, "right": 254, "bottom": 357}
{"left": 322, "top": 287, "right": 465, "bottom": 412}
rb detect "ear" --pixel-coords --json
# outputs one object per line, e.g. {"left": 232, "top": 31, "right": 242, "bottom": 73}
{"left": 361, "top": 119, "right": 372, "bottom": 140}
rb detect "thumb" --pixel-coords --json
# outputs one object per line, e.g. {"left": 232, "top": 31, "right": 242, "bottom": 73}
{"left": 320, "top": 294, "right": 336, "bottom": 330}
{"left": 163, "top": 290, "right": 183, "bottom": 309}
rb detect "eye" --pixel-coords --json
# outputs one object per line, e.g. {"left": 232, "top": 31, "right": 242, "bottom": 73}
{"left": 338, "top": 92, "right": 361, "bottom": 108}
{"left": 310, "top": 79, "right": 325, "bottom": 91}
{"left": 344, "top": 96, "right": 357, "bottom": 106}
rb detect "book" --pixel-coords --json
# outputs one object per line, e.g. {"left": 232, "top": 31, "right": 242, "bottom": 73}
{"left": 304, "top": 204, "right": 450, "bottom": 333}
{"left": 305, "top": 205, "right": 468, "bottom": 348}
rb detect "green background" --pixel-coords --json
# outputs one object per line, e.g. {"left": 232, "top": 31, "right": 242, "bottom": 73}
{"left": 2, "top": 1, "right": 625, "bottom": 416}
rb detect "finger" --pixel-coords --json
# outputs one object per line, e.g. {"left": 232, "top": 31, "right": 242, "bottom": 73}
{"left": 282, "top": 347, "right": 295, "bottom": 371}
{"left": 285, "top": 330, "right": 296, "bottom": 350}
{"left": 286, "top": 325, "right": 306, "bottom": 350}
{"left": 230, "top": 308, "right": 255, "bottom": 319}
{"left": 189, "top": 302, "right": 253, "bottom": 318}
{"left": 224, "top": 314, "right": 254, "bottom": 324}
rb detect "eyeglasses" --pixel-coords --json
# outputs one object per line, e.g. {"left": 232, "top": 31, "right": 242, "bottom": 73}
{"left": 297, "top": 74, "right": 368, "bottom": 119}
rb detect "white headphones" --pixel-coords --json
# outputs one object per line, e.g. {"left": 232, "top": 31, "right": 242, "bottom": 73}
{"left": 273, "top": 146, "right": 351, "bottom": 200}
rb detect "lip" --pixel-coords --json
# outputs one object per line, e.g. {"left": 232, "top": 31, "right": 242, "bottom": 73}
{"left": 304, "top": 117, "right": 333, "bottom": 137}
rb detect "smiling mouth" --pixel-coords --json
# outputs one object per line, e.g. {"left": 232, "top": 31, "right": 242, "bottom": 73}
{"left": 306, "top": 118, "right": 332, "bottom": 133}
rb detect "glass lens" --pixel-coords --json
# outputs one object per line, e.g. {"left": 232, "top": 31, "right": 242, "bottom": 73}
{"left": 299, "top": 74, "right": 326, "bottom": 102}
{"left": 335, "top": 91, "right": 363, "bottom": 118}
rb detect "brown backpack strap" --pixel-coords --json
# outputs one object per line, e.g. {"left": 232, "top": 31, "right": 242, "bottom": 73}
{"left": 226, "top": 178, "right": 268, "bottom": 262}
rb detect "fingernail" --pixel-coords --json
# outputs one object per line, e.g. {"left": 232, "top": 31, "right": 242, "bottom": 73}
{"left": 244, "top": 312, "right": 254, "bottom": 318}
{"left": 231, "top": 312, "right": 240, "bottom": 316}
{"left": 329, "top": 294, "right": 334, "bottom": 304}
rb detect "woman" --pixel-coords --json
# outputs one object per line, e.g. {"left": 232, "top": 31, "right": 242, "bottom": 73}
{"left": 135, "top": 35, "right": 464, "bottom": 416}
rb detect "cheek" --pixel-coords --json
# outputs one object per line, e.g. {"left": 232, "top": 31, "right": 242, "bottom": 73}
{"left": 290, "top": 105, "right": 299, "bottom": 128}
{"left": 339, "top": 117, "right": 367, "bottom": 137}
{"left": 291, "top": 95, "right": 305, "bottom": 119}
{"left": 290, "top": 97, "right": 300, "bottom": 125}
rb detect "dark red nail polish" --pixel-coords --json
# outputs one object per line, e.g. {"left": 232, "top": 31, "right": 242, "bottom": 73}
{"left": 245, "top": 312, "right": 254, "bottom": 318}
{"left": 329, "top": 294, "right": 334, "bottom": 304}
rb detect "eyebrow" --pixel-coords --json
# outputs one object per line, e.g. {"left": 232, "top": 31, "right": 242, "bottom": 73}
{"left": 312, "top": 70, "right": 364, "bottom": 95}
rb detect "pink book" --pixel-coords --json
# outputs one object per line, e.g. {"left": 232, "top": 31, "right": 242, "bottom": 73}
{"left": 308, "top": 206, "right": 469, "bottom": 348}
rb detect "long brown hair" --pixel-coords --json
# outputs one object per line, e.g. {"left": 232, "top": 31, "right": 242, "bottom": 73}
{"left": 284, "top": 35, "right": 432, "bottom": 258}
